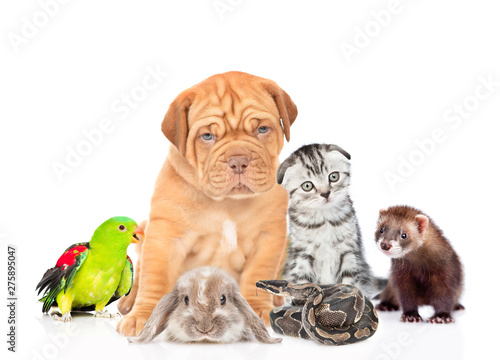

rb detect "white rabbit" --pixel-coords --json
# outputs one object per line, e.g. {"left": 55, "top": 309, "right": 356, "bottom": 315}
{"left": 129, "top": 267, "right": 281, "bottom": 344}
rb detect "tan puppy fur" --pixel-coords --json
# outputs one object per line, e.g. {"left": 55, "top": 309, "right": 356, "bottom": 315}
{"left": 116, "top": 72, "right": 297, "bottom": 336}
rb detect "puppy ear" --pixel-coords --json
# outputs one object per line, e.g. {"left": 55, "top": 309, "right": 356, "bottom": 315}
{"left": 414, "top": 214, "right": 429, "bottom": 235}
{"left": 263, "top": 81, "right": 297, "bottom": 142}
{"left": 129, "top": 287, "right": 179, "bottom": 344}
{"left": 161, "top": 92, "right": 192, "bottom": 156}
{"left": 326, "top": 144, "right": 351, "bottom": 160}
{"left": 277, "top": 156, "right": 295, "bottom": 185}
{"left": 232, "top": 289, "right": 282, "bottom": 344}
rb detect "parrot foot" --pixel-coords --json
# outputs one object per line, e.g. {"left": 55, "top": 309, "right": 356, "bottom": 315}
{"left": 94, "top": 310, "right": 121, "bottom": 318}
{"left": 53, "top": 313, "right": 72, "bottom": 322}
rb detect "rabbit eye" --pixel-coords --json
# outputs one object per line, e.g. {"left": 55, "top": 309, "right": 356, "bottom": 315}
{"left": 184, "top": 296, "right": 189, "bottom": 305}
{"left": 220, "top": 295, "right": 226, "bottom": 305}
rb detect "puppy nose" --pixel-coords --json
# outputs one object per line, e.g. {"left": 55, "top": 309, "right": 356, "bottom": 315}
{"left": 380, "top": 241, "right": 392, "bottom": 251}
{"left": 228, "top": 156, "right": 250, "bottom": 174}
{"left": 320, "top": 191, "right": 331, "bottom": 199}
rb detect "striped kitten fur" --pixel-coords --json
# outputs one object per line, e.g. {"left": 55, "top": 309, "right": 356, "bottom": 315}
{"left": 278, "top": 144, "right": 378, "bottom": 297}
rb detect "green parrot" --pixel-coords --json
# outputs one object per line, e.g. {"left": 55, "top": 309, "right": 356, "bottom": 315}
{"left": 36, "top": 216, "right": 144, "bottom": 322}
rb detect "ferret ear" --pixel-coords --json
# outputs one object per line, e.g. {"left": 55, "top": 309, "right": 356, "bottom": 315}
{"left": 415, "top": 215, "right": 429, "bottom": 234}
{"left": 379, "top": 208, "right": 388, "bottom": 218}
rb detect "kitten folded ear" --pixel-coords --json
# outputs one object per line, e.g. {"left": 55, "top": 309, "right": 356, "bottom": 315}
{"left": 232, "top": 288, "right": 282, "bottom": 344}
{"left": 277, "top": 157, "right": 295, "bottom": 185}
{"left": 128, "top": 287, "right": 179, "bottom": 344}
{"left": 414, "top": 214, "right": 429, "bottom": 234}
{"left": 325, "top": 144, "right": 351, "bottom": 160}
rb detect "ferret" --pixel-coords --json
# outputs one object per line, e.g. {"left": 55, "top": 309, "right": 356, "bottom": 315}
{"left": 374, "top": 205, "right": 464, "bottom": 323}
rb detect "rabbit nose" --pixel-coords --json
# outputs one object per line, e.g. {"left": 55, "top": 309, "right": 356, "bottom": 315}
{"left": 196, "top": 320, "right": 214, "bottom": 334}
{"left": 196, "top": 326, "right": 214, "bottom": 334}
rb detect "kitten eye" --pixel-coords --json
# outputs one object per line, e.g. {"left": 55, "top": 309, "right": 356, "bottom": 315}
{"left": 301, "top": 181, "right": 314, "bottom": 192}
{"left": 258, "top": 126, "right": 269, "bottom": 134}
{"left": 401, "top": 233, "right": 407, "bottom": 239}
{"left": 220, "top": 294, "right": 226, "bottom": 305}
{"left": 329, "top": 172, "right": 340, "bottom": 182}
{"left": 184, "top": 296, "right": 189, "bottom": 305}
{"left": 379, "top": 228, "right": 384, "bottom": 234}
{"left": 202, "top": 133, "right": 214, "bottom": 141}
{"left": 118, "top": 225, "right": 126, "bottom": 231}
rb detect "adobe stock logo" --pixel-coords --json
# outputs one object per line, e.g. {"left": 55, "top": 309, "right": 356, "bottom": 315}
{"left": 7, "top": 0, "right": 71, "bottom": 54}
{"left": 339, "top": 0, "right": 413, "bottom": 63}
{"left": 384, "top": 73, "right": 499, "bottom": 191}
{"left": 51, "top": 64, "right": 169, "bottom": 183}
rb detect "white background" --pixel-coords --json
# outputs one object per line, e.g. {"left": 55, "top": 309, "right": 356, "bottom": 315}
{"left": 1, "top": 1, "right": 499, "bottom": 359}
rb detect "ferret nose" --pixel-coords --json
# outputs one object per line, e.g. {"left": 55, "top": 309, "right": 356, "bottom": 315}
{"left": 380, "top": 242, "right": 392, "bottom": 251}
{"left": 320, "top": 191, "right": 331, "bottom": 199}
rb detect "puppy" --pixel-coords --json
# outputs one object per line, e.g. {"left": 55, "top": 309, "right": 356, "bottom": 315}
{"left": 117, "top": 71, "right": 297, "bottom": 336}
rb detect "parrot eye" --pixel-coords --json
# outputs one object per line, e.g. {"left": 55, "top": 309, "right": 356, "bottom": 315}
{"left": 118, "top": 225, "right": 126, "bottom": 231}
{"left": 184, "top": 296, "right": 189, "bottom": 305}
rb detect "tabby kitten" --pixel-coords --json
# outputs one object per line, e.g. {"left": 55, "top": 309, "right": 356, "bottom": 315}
{"left": 278, "top": 144, "right": 378, "bottom": 297}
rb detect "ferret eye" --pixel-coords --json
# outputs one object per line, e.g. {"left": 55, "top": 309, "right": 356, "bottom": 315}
{"left": 184, "top": 296, "right": 189, "bottom": 305}
{"left": 401, "top": 233, "right": 407, "bottom": 239}
{"left": 301, "top": 181, "right": 314, "bottom": 192}
{"left": 220, "top": 295, "right": 226, "bottom": 305}
{"left": 379, "top": 228, "right": 384, "bottom": 234}
{"left": 118, "top": 225, "right": 126, "bottom": 231}
{"left": 328, "top": 172, "right": 340, "bottom": 182}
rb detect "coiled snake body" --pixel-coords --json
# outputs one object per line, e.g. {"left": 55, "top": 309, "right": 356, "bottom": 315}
{"left": 256, "top": 280, "right": 378, "bottom": 345}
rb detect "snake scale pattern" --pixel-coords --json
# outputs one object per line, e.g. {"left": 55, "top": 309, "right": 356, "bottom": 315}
{"left": 256, "top": 280, "right": 378, "bottom": 345}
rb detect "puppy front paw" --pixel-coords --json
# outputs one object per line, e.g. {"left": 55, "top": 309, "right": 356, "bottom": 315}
{"left": 117, "top": 290, "right": 137, "bottom": 315}
{"left": 253, "top": 305, "right": 275, "bottom": 326}
{"left": 116, "top": 310, "right": 150, "bottom": 336}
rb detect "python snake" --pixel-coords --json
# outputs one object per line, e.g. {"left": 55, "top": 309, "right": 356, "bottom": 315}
{"left": 256, "top": 280, "right": 378, "bottom": 345}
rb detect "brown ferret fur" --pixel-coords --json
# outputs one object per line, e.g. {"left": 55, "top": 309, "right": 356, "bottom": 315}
{"left": 374, "top": 205, "right": 464, "bottom": 323}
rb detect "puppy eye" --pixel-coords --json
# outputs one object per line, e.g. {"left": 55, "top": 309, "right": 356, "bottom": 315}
{"left": 401, "top": 233, "right": 407, "bottom": 239}
{"left": 258, "top": 126, "right": 269, "bottom": 134}
{"left": 118, "top": 225, "right": 126, "bottom": 231}
{"left": 301, "top": 181, "right": 314, "bottom": 192}
{"left": 329, "top": 172, "right": 340, "bottom": 182}
{"left": 220, "top": 295, "right": 226, "bottom": 305}
{"left": 202, "top": 133, "right": 214, "bottom": 141}
{"left": 184, "top": 296, "right": 189, "bottom": 305}
{"left": 379, "top": 228, "right": 384, "bottom": 234}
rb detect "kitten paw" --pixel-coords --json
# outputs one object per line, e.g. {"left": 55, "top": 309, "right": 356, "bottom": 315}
{"left": 428, "top": 313, "right": 454, "bottom": 324}
{"left": 401, "top": 312, "right": 422, "bottom": 323}
{"left": 376, "top": 302, "right": 400, "bottom": 312}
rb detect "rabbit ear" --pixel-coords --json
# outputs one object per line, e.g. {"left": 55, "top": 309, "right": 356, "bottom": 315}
{"left": 232, "top": 290, "right": 282, "bottom": 344}
{"left": 129, "top": 288, "right": 179, "bottom": 344}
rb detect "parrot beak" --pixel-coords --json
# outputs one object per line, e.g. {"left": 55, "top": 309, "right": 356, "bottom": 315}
{"left": 132, "top": 225, "right": 144, "bottom": 243}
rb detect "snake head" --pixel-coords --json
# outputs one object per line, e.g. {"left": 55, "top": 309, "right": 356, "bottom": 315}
{"left": 256, "top": 280, "right": 290, "bottom": 296}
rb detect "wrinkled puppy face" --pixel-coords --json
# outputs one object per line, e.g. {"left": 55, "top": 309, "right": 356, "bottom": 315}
{"left": 162, "top": 72, "right": 297, "bottom": 200}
